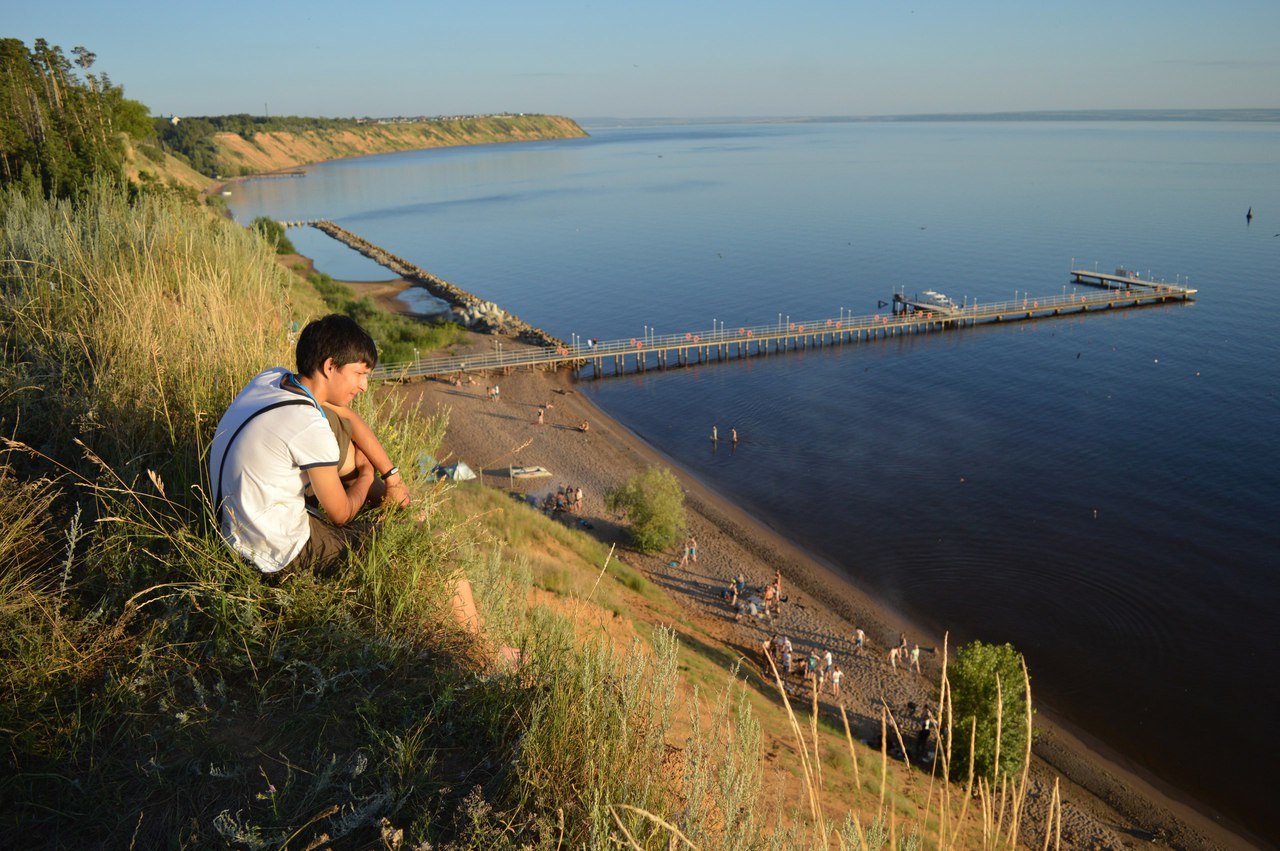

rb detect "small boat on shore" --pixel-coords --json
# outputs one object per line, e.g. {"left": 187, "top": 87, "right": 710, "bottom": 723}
{"left": 509, "top": 465, "right": 552, "bottom": 479}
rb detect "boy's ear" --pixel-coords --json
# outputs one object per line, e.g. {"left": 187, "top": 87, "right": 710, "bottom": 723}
{"left": 321, "top": 357, "right": 336, "bottom": 377}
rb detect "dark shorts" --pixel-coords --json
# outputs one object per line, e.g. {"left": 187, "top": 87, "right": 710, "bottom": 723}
{"left": 285, "top": 512, "right": 373, "bottom": 578}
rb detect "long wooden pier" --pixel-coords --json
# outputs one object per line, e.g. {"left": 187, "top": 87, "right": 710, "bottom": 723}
{"left": 371, "top": 271, "right": 1194, "bottom": 381}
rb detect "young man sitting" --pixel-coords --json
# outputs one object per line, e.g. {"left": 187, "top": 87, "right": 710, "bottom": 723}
{"left": 210, "top": 315, "right": 514, "bottom": 664}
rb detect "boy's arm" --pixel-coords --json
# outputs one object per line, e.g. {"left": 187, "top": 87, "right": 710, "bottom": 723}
{"left": 308, "top": 447, "right": 375, "bottom": 525}
{"left": 325, "top": 403, "right": 411, "bottom": 507}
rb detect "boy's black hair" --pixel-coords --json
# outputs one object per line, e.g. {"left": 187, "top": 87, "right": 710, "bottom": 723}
{"left": 296, "top": 314, "right": 378, "bottom": 376}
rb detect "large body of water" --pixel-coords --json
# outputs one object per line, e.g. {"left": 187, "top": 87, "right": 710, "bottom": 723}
{"left": 230, "top": 121, "right": 1280, "bottom": 842}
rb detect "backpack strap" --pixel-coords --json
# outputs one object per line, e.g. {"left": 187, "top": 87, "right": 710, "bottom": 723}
{"left": 213, "top": 399, "right": 315, "bottom": 525}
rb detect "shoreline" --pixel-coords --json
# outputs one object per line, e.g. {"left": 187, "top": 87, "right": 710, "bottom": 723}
{"left": 563, "top": 379, "right": 1258, "bottom": 851}
{"left": 310, "top": 274, "right": 1259, "bottom": 848}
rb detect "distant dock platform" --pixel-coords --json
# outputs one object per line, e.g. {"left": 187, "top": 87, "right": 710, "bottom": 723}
{"left": 372, "top": 269, "right": 1196, "bottom": 381}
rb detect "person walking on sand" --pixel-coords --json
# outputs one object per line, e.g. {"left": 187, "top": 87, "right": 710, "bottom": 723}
{"left": 536, "top": 407, "right": 545, "bottom": 426}
{"left": 781, "top": 645, "right": 793, "bottom": 676}
{"left": 823, "top": 648, "right": 834, "bottom": 680}
{"left": 854, "top": 627, "right": 866, "bottom": 655}
{"left": 830, "top": 664, "right": 844, "bottom": 700}
{"left": 888, "top": 646, "right": 901, "bottom": 669}
{"left": 910, "top": 644, "right": 922, "bottom": 673}
{"left": 898, "top": 632, "right": 909, "bottom": 657}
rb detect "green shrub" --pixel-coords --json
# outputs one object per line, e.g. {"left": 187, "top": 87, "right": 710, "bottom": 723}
{"left": 250, "top": 215, "right": 296, "bottom": 254}
{"left": 604, "top": 466, "right": 686, "bottom": 553}
{"left": 948, "top": 640, "right": 1032, "bottom": 785}
{"left": 305, "top": 270, "right": 465, "bottom": 361}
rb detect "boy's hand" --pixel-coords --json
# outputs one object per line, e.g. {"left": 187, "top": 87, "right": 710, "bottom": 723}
{"left": 384, "top": 475, "right": 411, "bottom": 508}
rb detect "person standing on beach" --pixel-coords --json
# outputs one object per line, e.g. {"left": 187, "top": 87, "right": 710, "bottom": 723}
{"left": 823, "top": 648, "right": 834, "bottom": 681}
{"left": 830, "top": 664, "right": 844, "bottom": 700}
{"left": 916, "top": 705, "right": 936, "bottom": 762}
{"left": 910, "top": 644, "right": 922, "bottom": 673}
{"left": 888, "top": 646, "right": 900, "bottom": 669}
{"left": 854, "top": 627, "right": 866, "bottom": 655}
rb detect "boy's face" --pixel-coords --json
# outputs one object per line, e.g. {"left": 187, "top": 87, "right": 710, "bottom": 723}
{"left": 326, "top": 359, "right": 371, "bottom": 405}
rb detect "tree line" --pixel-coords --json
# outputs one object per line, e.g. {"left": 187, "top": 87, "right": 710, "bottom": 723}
{"left": 152, "top": 113, "right": 363, "bottom": 177}
{"left": 0, "top": 38, "right": 151, "bottom": 198}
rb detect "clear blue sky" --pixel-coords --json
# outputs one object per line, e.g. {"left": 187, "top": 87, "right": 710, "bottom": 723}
{"left": 10, "top": 0, "right": 1279, "bottom": 119}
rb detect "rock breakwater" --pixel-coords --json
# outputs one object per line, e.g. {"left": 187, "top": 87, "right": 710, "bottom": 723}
{"left": 311, "top": 221, "right": 566, "bottom": 349}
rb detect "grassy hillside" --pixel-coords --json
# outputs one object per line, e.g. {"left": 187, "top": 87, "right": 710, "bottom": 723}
{"left": 208, "top": 114, "right": 586, "bottom": 176}
{"left": 1, "top": 183, "right": 1042, "bottom": 848}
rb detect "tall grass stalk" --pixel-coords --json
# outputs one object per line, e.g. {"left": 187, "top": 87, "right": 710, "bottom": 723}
{"left": 1, "top": 183, "right": 295, "bottom": 494}
{"left": 764, "top": 656, "right": 821, "bottom": 827}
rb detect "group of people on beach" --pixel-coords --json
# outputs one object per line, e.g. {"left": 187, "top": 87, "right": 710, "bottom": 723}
{"left": 887, "top": 631, "right": 924, "bottom": 673}
{"left": 720, "top": 564, "right": 927, "bottom": 685}
{"left": 726, "top": 569, "right": 784, "bottom": 622}
{"left": 759, "top": 634, "right": 847, "bottom": 700}
{"left": 533, "top": 483, "right": 583, "bottom": 516}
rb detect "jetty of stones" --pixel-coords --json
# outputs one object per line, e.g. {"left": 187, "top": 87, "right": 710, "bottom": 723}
{"left": 310, "top": 221, "right": 566, "bottom": 349}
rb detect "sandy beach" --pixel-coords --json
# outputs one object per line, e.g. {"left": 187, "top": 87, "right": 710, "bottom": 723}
{"left": 350, "top": 275, "right": 1253, "bottom": 850}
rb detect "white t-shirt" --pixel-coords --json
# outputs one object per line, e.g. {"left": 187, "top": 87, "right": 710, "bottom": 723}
{"left": 209, "top": 368, "right": 339, "bottom": 572}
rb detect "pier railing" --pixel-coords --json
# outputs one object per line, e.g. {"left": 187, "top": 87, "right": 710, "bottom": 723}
{"left": 372, "top": 275, "right": 1195, "bottom": 381}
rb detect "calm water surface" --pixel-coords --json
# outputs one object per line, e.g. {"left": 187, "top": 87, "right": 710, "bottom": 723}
{"left": 231, "top": 121, "right": 1280, "bottom": 841}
